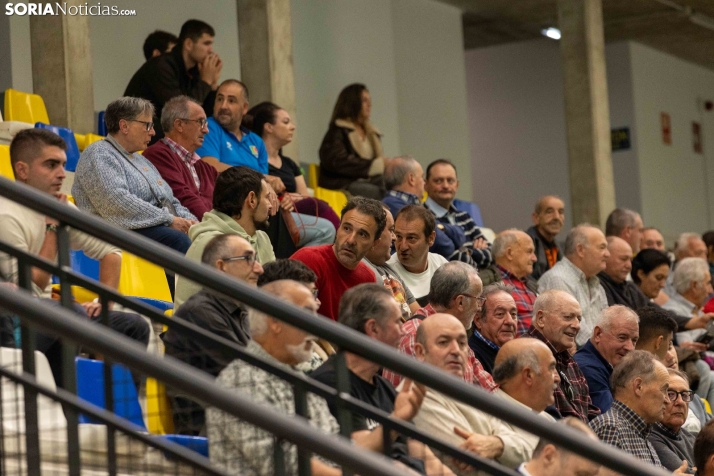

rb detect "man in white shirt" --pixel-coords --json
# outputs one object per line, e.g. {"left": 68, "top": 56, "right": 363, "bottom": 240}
{"left": 388, "top": 205, "right": 447, "bottom": 306}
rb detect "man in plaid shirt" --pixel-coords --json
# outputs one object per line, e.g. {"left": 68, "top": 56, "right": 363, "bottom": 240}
{"left": 528, "top": 290, "right": 600, "bottom": 423}
{"left": 492, "top": 230, "right": 539, "bottom": 335}
{"left": 590, "top": 350, "right": 670, "bottom": 469}
{"left": 383, "top": 261, "right": 497, "bottom": 392}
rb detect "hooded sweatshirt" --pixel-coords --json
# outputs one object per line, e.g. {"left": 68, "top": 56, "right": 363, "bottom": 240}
{"left": 174, "top": 210, "right": 275, "bottom": 309}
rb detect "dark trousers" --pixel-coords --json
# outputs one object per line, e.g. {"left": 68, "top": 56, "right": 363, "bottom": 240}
{"left": 132, "top": 225, "right": 192, "bottom": 298}
{"left": 0, "top": 300, "right": 150, "bottom": 388}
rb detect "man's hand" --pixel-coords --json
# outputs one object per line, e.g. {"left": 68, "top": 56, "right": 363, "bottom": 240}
{"left": 81, "top": 301, "right": 114, "bottom": 318}
{"left": 473, "top": 237, "right": 489, "bottom": 250}
{"left": 265, "top": 175, "right": 287, "bottom": 194}
{"left": 680, "top": 341, "right": 708, "bottom": 353}
{"left": 169, "top": 217, "right": 193, "bottom": 233}
{"left": 198, "top": 53, "right": 222, "bottom": 88}
{"left": 392, "top": 379, "right": 426, "bottom": 422}
{"left": 279, "top": 194, "right": 295, "bottom": 213}
{"left": 263, "top": 182, "right": 279, "bottom": 217}
{"left": 454, "top": 426, "right": 503, "bottom": 459}
{"left": 685, "top": 313, "right": 714, "bottom": 330}
{"left": 673, "top": 460, "right": 692, "bottom": 474}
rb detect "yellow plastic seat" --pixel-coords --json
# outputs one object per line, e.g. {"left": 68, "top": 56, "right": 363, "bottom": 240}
{"left": 3, "top": 89, "right": 50, "bottom": 124}
{"left": 0, "top": 145, "right": 13, "bottom": 180}
{"left": 705, "top": 398, "right": 712, "bottom": 415}
{"left": 81, "top": 133, "right": 104, "bottom": 151}
{"left": 118, "top": 253, "right": 172, "bottom": 307}
{"left": 146, "top": 377, "right": 174, "bottom": 434}
{"left": 314, "top": 187, "right": 347, "bottom": 217}
{"left": 308, "top": 163, "right": 319, "bottom": 190}
{"left": 73, "top": 133, "right": 86, "bottom": 151}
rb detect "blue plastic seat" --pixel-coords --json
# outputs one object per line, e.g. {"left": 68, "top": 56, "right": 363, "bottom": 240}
{"left": 159, "top": 435, "right": 209, "bottom": 458}
{"left": 34, "top": 123, "right": 81, "bottom": 172}
{"left": 75, "top": 357, "right": 146, "bottom": 429}
{"left": 98, "top": 111, "right": 106, "bottom": 136}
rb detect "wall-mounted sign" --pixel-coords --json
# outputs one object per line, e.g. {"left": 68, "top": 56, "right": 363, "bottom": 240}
{"left": 693, "top": 122, "right": 703, "bottom": 154}
{"left": 611, "top": 127, "right": 631, "bottom": 151}
{"left": 661, "top": 112, "right": 671, "bottom": 145}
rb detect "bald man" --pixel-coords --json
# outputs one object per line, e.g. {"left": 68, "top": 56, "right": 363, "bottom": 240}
{"left": 526, "top": 195, "right": 565, "bottom": 280}
{"left": 493, "top": 229, "right": 539, "bottom": 335}
{"left": 410, "top": 313, "right": 555, "bottom": 474}
{"left": 597, "top": 236, "right": 650, "bottom": 310}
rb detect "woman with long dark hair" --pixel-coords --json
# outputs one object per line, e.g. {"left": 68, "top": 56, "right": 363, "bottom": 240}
{"left": 245, "top": 102, "right": 340, "bottom": 230}
{"left": 318, "top": 83, "right": 387, "bottom": 200}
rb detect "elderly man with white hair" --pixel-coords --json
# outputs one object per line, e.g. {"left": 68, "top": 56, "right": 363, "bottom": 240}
{"left": 574, "top": 305, "right": 639, "bottom": 413}
{"left": 605, "top": 208, "right": 644, "bottom": 255}
{"left": 538, "top": 224, "right": 609, "bottom": 347}
{"left": 662, "top": 257, "right": 714, "bottom": 344}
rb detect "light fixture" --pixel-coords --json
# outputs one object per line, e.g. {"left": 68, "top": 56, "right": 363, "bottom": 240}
{"left": 541, "top": 27, "right": 561, "bottom": 40}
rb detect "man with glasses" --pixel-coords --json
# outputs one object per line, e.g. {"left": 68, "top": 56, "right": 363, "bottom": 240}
{"left": 423, "top": 159, "right": 493, "bottom": 269}
{"left": 383, "top": 261, "right": 498, "bottom": 392}
{"left": 527, "top": 290, "right": 600, "bottom": 422}
{"left": 648, "top": 369, "right": 697, "bottom": 473}
{"left": 590, "top": 350, "right": 673, "bottom": 470}
{"left": 144, "top": 96, "right": 217, "bottom": 220}
{"left": 162, "top": 233, "right": 263, "bottom": 435}
{"left": 574, "top": 305, "right": 639, "bottom": 413}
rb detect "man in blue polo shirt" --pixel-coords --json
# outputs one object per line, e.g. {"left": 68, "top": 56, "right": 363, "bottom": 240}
{"left": 197, "top": 79, "right": 334, "bottom": 249}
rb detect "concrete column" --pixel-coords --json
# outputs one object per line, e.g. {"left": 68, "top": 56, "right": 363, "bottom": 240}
{"left": 558, "top": 0, "right": 615, "bottom": 227}
{"left": 29, "top": 0, "right": 94, "bottom": 133}
{"left": 237, "top": 0, "right": 299, "bottom": 161}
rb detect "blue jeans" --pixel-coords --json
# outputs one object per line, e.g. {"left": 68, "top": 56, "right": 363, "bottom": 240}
{"left": 132, "top": 225, "right": 192, "bottom": 297}
{"left": 291, "top": 213, "right": 335, "bottom": 248}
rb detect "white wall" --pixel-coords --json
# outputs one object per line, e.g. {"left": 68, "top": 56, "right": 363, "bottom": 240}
{"left": 89, "top": 0, "right": 241, "bottom": 112}
{"left": 291, "top": 0, "right": 472, "bottom": 198}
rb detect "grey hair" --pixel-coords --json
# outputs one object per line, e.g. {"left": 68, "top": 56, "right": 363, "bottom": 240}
{"left": 611, "top": 350, "right": 657, "bottom": 395}
{"left": 605, "top": 208, "right": 640, "bottom": 237}
{"left": 675, "top": 232, "right": 703, "bottom": 257}
{"left": 492, "top": 346, "right": 540, "bottom": 384}
{"left": 492, "top": 229, "right": 520, "bottom": 259}
{"left": 428, "top": 261, "right": 479, "bottom": 308}
{"left": 673, "top": 257, "right": 710, "bottom": 295}
{"left": 247, "top": 307, "right": 269, "bottom": 336}
{"left": 532, "top": 289, "right": 569, "bottom": 317}
{"left": 338, "top": 283, "right": 395, "bottom": 333}
{"left": 564, "top": 223, "right": 599, "bottom": 256}
{"left": 595, "top": 305, "right": 639, "bottom": 333}
{"left": 667, "top": 368, "right": 690, "bottom": 386}
{"left": 477, "top": 282, "right": 515, "bottom": 321}
{"left": 201, "top": 234, "right": 248, "bottom": 267}
{"left": 105, "top": 97, "right": 155, "bottom": 134}
{"left": 384, "top": 155, "right": 419, "bottom": 190}
{"left": 161, "top": 95, "right": 201, "bottom": 133}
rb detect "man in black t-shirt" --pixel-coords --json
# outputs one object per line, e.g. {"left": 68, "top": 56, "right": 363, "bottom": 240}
{"left": 310, "top": 283, "right": 455, "bottom": 475}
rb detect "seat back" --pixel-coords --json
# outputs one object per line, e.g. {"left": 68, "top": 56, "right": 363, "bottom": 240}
{"left": 3, "top": 89, "right": 50, "bottom": 124}
{"left": 82, "top": 133, "right": 105, "bottom": 151}
{"left": 314, "top": 187, "right": 347, "bottom": 216}
{"left": 0, "top": 144, "right": 13, "bottom": 180}
{"left": 146, "top": 377, "right": 174, "bottom": 434}
{"left": 34, "top": 123, "right": 81, "bottom": 172}
{"left": 308, "top": 163, "right": 319, "bottom": 189}
{"left": 75, "top": 357, "right": 146, "bottom": 429}
{"left": 97, "top": 111, "right": 107, "bottom": 136}
{"left": 118, "top": 253, "right": 172, "bottom": 310}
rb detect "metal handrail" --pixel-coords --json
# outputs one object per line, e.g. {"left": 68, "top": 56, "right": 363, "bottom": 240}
{"left": 0, "top": 177, "right": 669, "bottom": 475}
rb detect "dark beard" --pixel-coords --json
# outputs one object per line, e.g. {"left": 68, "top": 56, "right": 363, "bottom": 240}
{"left": 254, "top": 218, "right": 270, "bottom": 232}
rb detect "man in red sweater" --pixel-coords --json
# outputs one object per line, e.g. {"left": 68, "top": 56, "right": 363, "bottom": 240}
{"left": 291, "top": 197, "right": 384, "bottom": 320}
{"left": 144, "top": 95, "right": 218, "bottom": 219}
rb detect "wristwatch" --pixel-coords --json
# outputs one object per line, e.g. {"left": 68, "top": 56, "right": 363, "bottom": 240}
{"left": 46, "top": 223, "right": 59, "bottom": 233}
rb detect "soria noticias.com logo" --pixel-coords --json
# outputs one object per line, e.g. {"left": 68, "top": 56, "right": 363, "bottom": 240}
{"left": 5, "top": 3, "right": 137, "bottom": 16}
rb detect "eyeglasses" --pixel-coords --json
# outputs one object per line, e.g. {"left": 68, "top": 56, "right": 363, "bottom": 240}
{"left": 222, "top": 254, "right": 256, "bottom": 266}
{"left": 180, "top": 118, "right": 208, "bottom": 128}
{"left": 667, "top": 390, "right": 694, "bottom": 403}
{"left": 129, "top": 120, "right": 154, "bottom": 131}
{"left": 460, "top": 294, "right": 487, "bottom": 308}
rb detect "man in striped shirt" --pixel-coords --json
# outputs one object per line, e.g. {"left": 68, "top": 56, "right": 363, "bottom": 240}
{"left": 424, "top": 159, "right": 493, "bottom": 269}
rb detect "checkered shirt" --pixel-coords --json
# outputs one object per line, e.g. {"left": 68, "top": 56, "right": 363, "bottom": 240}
{"left": 382, "top": 307, "right": 497, "bottom": 392}
{"left": 527, "top": 327, "right": 600, "bottom": 423}
{"left": 590, "top": 400, "right": 662, "bottom": 467}
{"left": 497, "top": 265, "right": 538, "bottom": 336}
{"left": 163, "top": 137, "right": 201, "bottom": 189}
{"left": 426, "top": 201, "right": 493, "bottom": 269}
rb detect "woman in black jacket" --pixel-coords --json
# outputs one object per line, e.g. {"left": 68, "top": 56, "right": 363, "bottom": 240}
{"left": 318, "top": 83, "right": 388, "bottom": 199}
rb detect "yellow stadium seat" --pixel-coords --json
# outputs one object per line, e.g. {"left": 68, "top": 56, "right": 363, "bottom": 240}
{"left": 146, "top": 377, "right": 174, "bottom": 434}
{"left": 308, "top": 163, "right": 319, "bottom": 190}
{"left": 81, "top": 133, "right": 104, "bottom": 151}
{"left": 73, "top": 133, "right": 86, "bottom": 151}
{"left": 3, "top": 88, "right": 50, "bottom": 124}
{"left": 0, "top": 145, "right": 14, "bottom": 180}
{"left": 118, "top": 253, "right": 172, "bottom": 309}
{"left": 705, "top": 398, "right": 712, "bottom": 415}
{"left": 314, "top": 187, "right": 347, "bottom": 217}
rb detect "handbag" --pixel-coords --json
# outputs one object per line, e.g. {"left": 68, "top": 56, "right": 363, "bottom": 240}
{"left": 280, "top": 207, "right": 301, "bottom": 247}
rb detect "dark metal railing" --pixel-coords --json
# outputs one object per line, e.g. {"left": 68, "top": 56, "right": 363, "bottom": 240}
{"left": 0, "top": 176, "right": 669, "bottom": 476}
